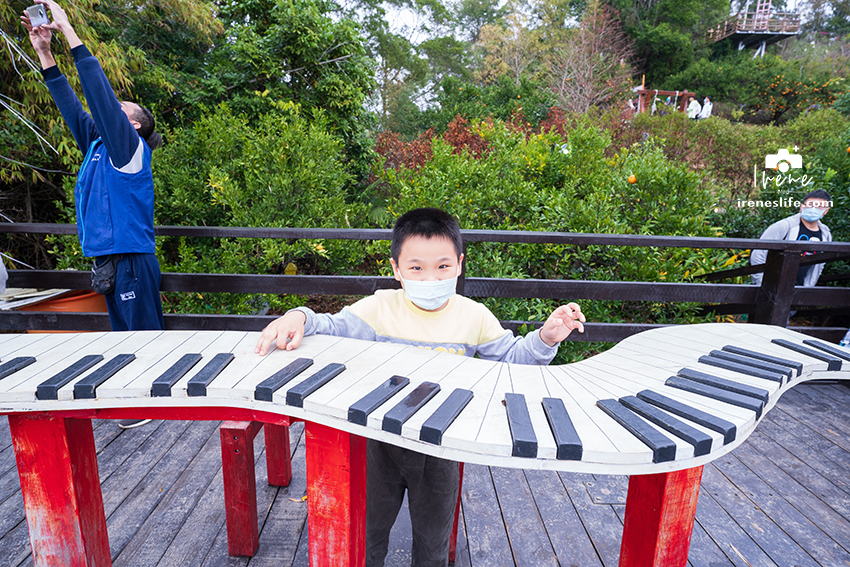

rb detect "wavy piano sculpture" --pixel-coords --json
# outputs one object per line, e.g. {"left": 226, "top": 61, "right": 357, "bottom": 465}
{"left": 1, "top": 323, "right": 847, "bottom": 566}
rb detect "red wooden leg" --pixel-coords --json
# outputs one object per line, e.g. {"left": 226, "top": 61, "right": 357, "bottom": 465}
{"left": 618, "top": 466, "right": 704, "bottom": 567}
{"left": 305, "top": 421, "right": 367, "bottom": 567}
{"left": 9, "top": 414, "right": 111, "bottom": 567}
{"left": 220, "top": 421, "right": 261, "bottom": 556}
{"left": 264, "top": 423, "right": 292, "bottom": 487}
{"left": 449, "top": 462, "right": 464, "bottom": 564}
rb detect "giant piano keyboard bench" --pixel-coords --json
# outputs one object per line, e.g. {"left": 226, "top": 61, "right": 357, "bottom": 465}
{"left": 2, "top": 323, "right": 849, "bottom": 567}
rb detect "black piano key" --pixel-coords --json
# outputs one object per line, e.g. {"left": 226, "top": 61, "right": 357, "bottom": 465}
{"left": 504, "top": 393, "right": 538, "bottom": 458}
{"left": 771, "top": 339, "right": 842, "bottom": 371}
{"left": 802, "top": 339, "right": 850, "bottom": 363}
{"left": 348, "top": 375, "right": 410, "bottom": 426}
{"left": 677, "top": 368, "right": 771, "bottom": 403}
{"left": 186, "top": 353, "right": 235, "bottom": 397}
{"left": 596, "top": 398, "right": 677, "bottom": 463}
{"left": 637, "top": 389, "right": 737, "bottom": 445}
{"left": 618, "top": 396, "right": 713, "bottom": 457}
{"left": 541, "top": 398, "right": 582, "bottom": 460}
{"left": 285, "top": 363, "right": 346, "bottom": 408}
{"left": 73, "top": 354, "right": 136, "bottom": 399}
{"left": 254, "top": 358, "right": 314, "bottom": 402}
{"left": 707, "top": 350, "right": 792, "bottom": 382}
{"left": 697, "top": 354, "right": 786, "bottom": 384}
{"left": 721, "top": 345, "right": 803, "bottom": 376}
{"left": 419, "top": 388, "right": 473, "bottom": 445}
{"left": 36, "top": 355, "right": 104, "bottom": 400}
{"left": 151, "top": 353, "right": 203, "bottom": 397}
{"left": 382, "top": 382, "right": 441, "bottom": 434}
{"left": 665, "top": 376, "right": 764, "bottom": 419}
{"left": 0, "top": 357, "right": 36, "bottom": 380}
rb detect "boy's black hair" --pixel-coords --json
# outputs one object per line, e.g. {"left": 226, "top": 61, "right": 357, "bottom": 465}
{"left": 391, "top": 208, "right": 463, "bottom": 262}
{"left": 127, "top": 103, "right": 162, "bottom": 151}
{"left": 802, "top": 189, "right": 832, "bottom": 204}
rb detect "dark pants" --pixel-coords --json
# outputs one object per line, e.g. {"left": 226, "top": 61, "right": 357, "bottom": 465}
{"left": 366, "top": 440, "right": 459, "bottom": 567}
{"left": 103, "top": 253, "right": 164, "bottom": 331}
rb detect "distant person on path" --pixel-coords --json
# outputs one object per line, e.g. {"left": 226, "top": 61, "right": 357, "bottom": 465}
{"left": 686, "top": 96, "right": 701, "bottom": 120}
{"left": 23, "top": 0, "right": 164, "bottom": 334}
{"left": 698, "top": 96, "right": 713, "bottom": 119}
{"left": 750, "top": 189, "right": 833, "bottom": 289}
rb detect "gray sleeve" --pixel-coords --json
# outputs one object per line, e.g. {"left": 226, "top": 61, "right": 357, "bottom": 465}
{"left": 289, "top": 306, "right": 377, "bottom": 342}
{"left": 0, "top": 260, "right": 6, "bottom": 294}
{"left": 750, "top": 218, "right": 791, "bottom": 285}
{"left": 476, "top": 328, "right": 559, "bottom": 365}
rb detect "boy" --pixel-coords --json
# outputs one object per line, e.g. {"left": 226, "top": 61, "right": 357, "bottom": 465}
{"left": 255, "top": 208, "right": 585, "bottom": 567}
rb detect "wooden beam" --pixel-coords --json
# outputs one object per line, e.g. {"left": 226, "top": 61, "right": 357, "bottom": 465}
{"left": 618, "top": 466, "right": 703, "bottom": 567}
{"left": 305, "top": 421, "right": 367, "bottom": 567}
{"left": 220, "top": 421, "right": 261, "bottom": 557}
{"left": 9, "top": 415, "right": 111, "bottom": 567}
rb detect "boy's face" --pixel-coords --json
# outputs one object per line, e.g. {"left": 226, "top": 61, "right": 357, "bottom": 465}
{"left": 390, "top": 235, "right": 464, "bottom": 284}
{"left": 801, "top": 197, "right": 830, "bottom": 214}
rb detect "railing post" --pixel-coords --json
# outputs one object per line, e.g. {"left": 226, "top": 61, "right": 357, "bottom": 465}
{"left": 457, "top": 241, "right": 467, "bottom": 296}
{"left": 751, "top": 249, "right": 800, "bottom": 326}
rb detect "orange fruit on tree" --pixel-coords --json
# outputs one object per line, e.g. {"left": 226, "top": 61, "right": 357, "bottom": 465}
{"left": 627, "top": 174, "right": 637, "bottom": 184}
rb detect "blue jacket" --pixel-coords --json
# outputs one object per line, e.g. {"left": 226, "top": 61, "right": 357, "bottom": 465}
{"left": 43, "top": 45, "right": 155, "bottom": 257}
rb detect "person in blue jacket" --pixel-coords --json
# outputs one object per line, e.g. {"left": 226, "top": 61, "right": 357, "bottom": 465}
{"left": 23, "top": 0, "right": 164, "bottom": 334}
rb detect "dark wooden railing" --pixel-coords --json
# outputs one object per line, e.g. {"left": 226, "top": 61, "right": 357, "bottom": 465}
{"left": 2, "top": 224, "right": 849, "bottom": 343}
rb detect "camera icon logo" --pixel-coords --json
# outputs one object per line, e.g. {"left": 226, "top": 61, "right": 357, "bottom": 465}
{"left": 765, "top": 148, "right": 802, "bottom": 173}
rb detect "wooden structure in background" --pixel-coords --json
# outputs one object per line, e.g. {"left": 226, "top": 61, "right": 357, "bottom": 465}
{"left": 634, "top": 89, "right": 696, "bottom": 115}
{"left": 707, "top": 1, "right": 800, "bottom": 56}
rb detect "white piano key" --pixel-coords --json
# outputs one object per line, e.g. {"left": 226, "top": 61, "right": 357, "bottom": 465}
{"left": 400, "top": 356, "right": 493, "bottom": 439}
{"left": 504, "top": 364, "right": 558, "bottom": 459}
{"left": 2, "top": 332, "right": 138, "bottom": 401}
{"left": 611, "top": 340, "right": 784, "bottom": 398}
{"left": 364, "top": 350, "right": 471, "bottom": 432}
{"left": 55, "top": 332, "right": 163, "bottom": 401}
{"left": 545, "top": 366, "right": 655, "bottom": 464}
{"left": 97, "top": 331, "right": 220, "bottom": 398}
{"left": 322, "top": 345, "right": 443, "bottom": 422}
{"left": 168, "top": 332, "right": 251, "bottom": 398}
{"left": 0, "top": 332, "right": 109, "bottom": 392}
{"left": 217, "top": 333, "right": 353, "bottom": 400}
{"left": 208, "top": 333, "right": 344, "bottom": 398}
{"left": 461, "top": 364, "right": 513, "bottom": 457}
{"left": 0, "top": 333, "right": 53, "bottom": 360}
{"left": 439, "top": 364, "right": 503, "bottom": 454}
{"left": 576, "top": 355, "right": 754, "bottom": 423}
{"left": 301, "top": 341, "right": 412, "bottom": 418}
{"left": 564, "top": 365, "right": 695, "bottom": 461}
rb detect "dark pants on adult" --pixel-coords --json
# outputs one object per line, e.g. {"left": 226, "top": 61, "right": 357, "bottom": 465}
{"left": 366, "top": 439, "right": 459, "bottom": 567}
{"left": 102, "top": 253, "right": 164, "bottom": 331}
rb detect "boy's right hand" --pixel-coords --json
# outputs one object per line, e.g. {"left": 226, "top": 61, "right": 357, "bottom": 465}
{"left": 255, "top": 310, "right": 307, "bottom": 356}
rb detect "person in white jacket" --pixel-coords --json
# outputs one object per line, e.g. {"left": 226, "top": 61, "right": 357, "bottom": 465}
{"left": 686, "top": 96, "right": 701, "bottom": 120}
{"left": 698, "top": 96, "right": 713, "bottom": 119}
{"left": 750, "top": 189, "right": 833, "bottom": 288}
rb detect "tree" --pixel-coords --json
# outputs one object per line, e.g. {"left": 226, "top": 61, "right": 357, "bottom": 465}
{"left": 545, "top": 0, "right": 635, "bottom": 112}
{"left": 476, "top": 12, "right": 544, "bottom": 85}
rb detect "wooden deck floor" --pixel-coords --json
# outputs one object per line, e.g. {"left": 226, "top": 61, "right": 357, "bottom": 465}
{"left": 1, "top": 382, "right": 850, "bottom": 567}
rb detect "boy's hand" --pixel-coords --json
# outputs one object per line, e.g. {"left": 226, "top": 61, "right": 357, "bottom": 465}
{"left": 540, "top": 303, "right": 585, "bottom": 347}
{"left": 255, "top": 310, "right": 307, "bottom": 356}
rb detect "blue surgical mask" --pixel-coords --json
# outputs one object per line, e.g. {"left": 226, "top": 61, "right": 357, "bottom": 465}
{"left": 801, "top": 207, "right": 825, "bottom": 222}
{"left": 400, "top": 276, "right": 457, "bottom": 310}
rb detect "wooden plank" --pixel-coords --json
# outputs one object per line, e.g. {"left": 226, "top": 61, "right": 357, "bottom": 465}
{"left": 161, "top": 422, "right": 270, "bottom": 567}
{"left": 698, "top": 455, "right": 819, "bottom": 567}
{"left": 558, "top": 471, "right": 623, "bottom": 567}
{"left": 523, "top": 469, "right": 603, "bottom": 567}
{"left": 490, "top": 467, "right": 557, "bottom": 567}
{"left": 105, "top": 421, "right": 221, "bottom": 561}
{"left": 460, "top": 463, "right": 513, "bottom": 567}
{"left": 690, "top": 466, "right": 776, "bottom": 567}
{"left": 721, "top": 441, "right": 850, "bottom": 565}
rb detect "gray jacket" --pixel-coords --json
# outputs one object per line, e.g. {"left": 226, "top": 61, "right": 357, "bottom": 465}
{"left": 750, "top": 212, "right": 831, "bottom": 287}
{"left": 0, "top": 260, "right": 6, "bottom": 294}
